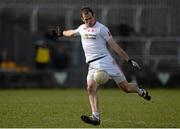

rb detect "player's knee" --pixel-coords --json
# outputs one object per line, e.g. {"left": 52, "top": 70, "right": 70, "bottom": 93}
{"left": 119, "top": 83, "right": 130, "bottom": 93}
{"left": 87, "top": 85, "right": 95, "bottom": 94}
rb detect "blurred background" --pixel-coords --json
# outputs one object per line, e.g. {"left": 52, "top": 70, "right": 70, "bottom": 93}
{"left": 0, "top": 0, "right": 180, "bottom": 88}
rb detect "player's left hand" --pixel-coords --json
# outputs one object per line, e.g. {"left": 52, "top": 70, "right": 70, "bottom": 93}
{"left": 128, "top": 59, "right": 141, "bottom": 70}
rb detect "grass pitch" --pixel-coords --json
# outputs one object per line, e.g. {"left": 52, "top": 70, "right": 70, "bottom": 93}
{"left": 0, "top": 88, "right": 179, "bottom": 128}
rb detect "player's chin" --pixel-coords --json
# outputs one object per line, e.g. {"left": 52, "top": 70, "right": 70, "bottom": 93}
{"left": 86, "top": 23, "right": 92, "bottom": 27}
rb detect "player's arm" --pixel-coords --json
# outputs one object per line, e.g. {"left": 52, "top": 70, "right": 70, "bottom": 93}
{"left": 63, "top": 29, "right": 76, "bottom": 37}
{"left": 108, "top": 38, "right": 141, "bottom": 70}
{"left": 45, "top": 25, "right": 77, "bottom": 39}
{"left": 108, "top": 38, "right": 129, "bottom": 61}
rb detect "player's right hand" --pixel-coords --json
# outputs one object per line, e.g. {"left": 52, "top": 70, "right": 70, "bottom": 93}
{"left": 44, "top": 25, "right": 63, "bottom": 40}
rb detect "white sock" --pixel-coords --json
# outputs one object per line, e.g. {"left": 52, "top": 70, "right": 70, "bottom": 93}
{"left": 138, "top": 88, "right": 146, "bottom": 97}
{"left": 92, "top": 112, "right": 100, "bottom": 120}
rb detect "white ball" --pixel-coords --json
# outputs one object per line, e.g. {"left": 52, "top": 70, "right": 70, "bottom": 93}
{"left": 94, "top": 70, "right": 109, "bottom": 85}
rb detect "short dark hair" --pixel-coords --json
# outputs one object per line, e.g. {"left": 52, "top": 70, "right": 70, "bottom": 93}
{"left": 80, "top": 7, "right": 94, "bottom": 18}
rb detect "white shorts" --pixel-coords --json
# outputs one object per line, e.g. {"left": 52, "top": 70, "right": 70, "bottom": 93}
{"left": 87, "top": 55, "right": 126, "bottom": 84}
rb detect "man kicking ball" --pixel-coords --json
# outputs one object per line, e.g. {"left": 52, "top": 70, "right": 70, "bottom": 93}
{"left": 46, "top": 7, "right": 151, "bottom": 126}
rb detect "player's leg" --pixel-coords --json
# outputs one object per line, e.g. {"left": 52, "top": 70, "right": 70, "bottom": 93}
{"left": 117, "top": 80, "right": 151, "bottom": 101}
{"left": 80, "top": 68, "right": 100, "bottom": 125}
{"left": 118, "top": 80, "right": 139, "bottom": 93}
{"left": 105, "top": 56, "right": 151, "bottom": 101}
{"left": 87, "top": 79, "right": 99, "bottom": 117}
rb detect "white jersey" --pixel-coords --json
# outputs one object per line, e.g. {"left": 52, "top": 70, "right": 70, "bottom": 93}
{"left": 74, "top": 21, "right": 112, "bottom": 63}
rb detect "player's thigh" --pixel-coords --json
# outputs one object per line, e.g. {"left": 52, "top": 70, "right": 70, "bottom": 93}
{"left": 87, "top": 68, "right": 98, "bottom": 88}
{"left": 111, "top": 75, "right": 127, "bottom": 87}
{"left": 87, "top": 67, "right": 95, "bottom": 81}
{"left": 87, "top": 79, "right": 96, "bottom": 87}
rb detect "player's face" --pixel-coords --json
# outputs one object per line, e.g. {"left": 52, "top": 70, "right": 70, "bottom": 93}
{"left": 81, "top": 12, "right": 96, "bottom": 27}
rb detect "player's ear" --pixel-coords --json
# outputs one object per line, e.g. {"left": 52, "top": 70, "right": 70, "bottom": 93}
{"left": 81, "top": 17, "right": 85, "bottom": 22}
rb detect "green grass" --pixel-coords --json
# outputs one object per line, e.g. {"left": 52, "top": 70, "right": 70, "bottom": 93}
{"left": 0, "top": 88, "right": 180, "bottom": 128}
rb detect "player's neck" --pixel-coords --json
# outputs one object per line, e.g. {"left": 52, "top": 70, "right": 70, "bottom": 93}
{"left": 86, "top": 21, "right": 96, "bottom": 28}
{"left": 91, "top": 21, "right": 96, "bottom": 27}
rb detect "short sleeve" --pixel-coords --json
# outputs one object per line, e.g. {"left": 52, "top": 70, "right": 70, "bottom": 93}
{"left": 74, "top": 26, "right": 81, "bottom": 36}
{"left": 100, "top": 26, "right": 112, "bottom": 41}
